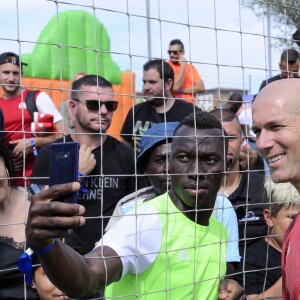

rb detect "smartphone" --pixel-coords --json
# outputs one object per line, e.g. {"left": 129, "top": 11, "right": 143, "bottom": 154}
{"left": 49, "top": 142, "right": 79, "bottom": 203}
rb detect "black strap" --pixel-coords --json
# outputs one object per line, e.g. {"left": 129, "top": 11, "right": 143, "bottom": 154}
{"left": 0, "top": 107, "right": 4, "bottom": 142}
{"left": 25, "top": 90, "right": 38, "bottom": 119}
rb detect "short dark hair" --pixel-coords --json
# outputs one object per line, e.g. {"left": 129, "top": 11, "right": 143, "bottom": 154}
{"left": 143, "top": 59, "right": 174, "bottom": 85}
{"left": 209, "top": 108, "right": 243, "bottom": 137}
{"left": 174, "top": 111, "right": 228, "bottom": 155}
{"left": 223, "top": 93, "right": 243, "bottom": 113}
{"left": 169, "top": 39, "right": 185, "bottom": 51}
{"left": 280, "top": 48, "right": 299, "bottom": 64}
{"left": 177, "top": 111, "right": 222, "bottom": 131}
{"left": 71, "top": 74, "right": 112, "bottom": 100}
{"left": 209, "top": 108, "right": 239, "bottom": 123}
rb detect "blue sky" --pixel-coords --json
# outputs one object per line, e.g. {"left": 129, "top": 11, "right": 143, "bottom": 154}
{"left": 0, "top": 0, "right": 296, "bottom": 95}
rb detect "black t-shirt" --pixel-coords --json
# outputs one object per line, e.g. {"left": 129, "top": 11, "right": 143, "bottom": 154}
{"left": 234, "top": 238, "right": 281, "bottom": 295}
{"left": 31, "top": 135, "right": 148, "bottom": 253}
{"left": 259, "top": 74, "right": 281, "bottom": 91}
{"left": 228, "top": 170, "right": 267, "bottom": 247}
{"left": 121, "top": 100, "right": 200, "bottom": 150}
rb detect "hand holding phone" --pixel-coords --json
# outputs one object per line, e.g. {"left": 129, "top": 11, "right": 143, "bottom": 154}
{"left": 49, "top": 142, "right": 79, "bottom": 203}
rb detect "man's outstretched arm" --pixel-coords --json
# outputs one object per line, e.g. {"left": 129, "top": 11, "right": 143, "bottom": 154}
{"left": 26, "top": 182, "right": 122, "bottom": 298}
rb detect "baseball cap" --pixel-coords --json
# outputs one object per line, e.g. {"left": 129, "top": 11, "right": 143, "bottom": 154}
{"left": 0, "top": 52, "right": 28, "bottom": 68}
{"left": 137, "top": 122, "right": 179, "bottom": 173}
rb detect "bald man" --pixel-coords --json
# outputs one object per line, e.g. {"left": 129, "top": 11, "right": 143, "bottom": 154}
{"left": 252, "top": 79, "right": 300, "bottom": 300}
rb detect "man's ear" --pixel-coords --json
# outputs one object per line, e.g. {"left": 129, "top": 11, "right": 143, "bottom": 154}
{"left": 69, "top": 100, "right": 77, "bottom": 113}
{"left": 264, "top": 208, "right": 274, "bottom": 228}
{"left": 31, "top": 280, "right": 36, "bottom": 289}
{"left": 165, "top": 78, "right": 173, "bottom": 92}
{"left": 240, "top": 136, "right": 244, "bottom": 147}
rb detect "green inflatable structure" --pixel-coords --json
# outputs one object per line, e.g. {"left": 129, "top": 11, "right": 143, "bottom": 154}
{"left": 22, "top": 10, "right": 122, "bottom": 83}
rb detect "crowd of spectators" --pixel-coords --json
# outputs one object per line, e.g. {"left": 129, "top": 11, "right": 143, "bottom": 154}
{"left": 0, "top": 42, "right": 299, "bottom": 300}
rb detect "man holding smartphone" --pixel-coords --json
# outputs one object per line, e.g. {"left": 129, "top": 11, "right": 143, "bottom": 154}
{"left": 26, "top": 111, "right": 246, "bottom": 300}
{"left": 31, "top": 75, "right": 148, "bottom": 254}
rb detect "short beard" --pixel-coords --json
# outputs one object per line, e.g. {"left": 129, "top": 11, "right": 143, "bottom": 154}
{"left": 77, "top": 118, "right": 110, "bottom": 134}
{"left": 148, "top": 97, "right": 166, "bottom": 107}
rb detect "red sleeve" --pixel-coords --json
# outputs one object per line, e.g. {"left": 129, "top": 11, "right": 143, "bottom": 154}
{"left": 282, "top": 211, "right": 300, "bottom": 300}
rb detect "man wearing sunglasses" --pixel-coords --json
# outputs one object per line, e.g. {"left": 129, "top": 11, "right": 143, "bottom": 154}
{"left": 167, "top": 39, "right": 205, "bottom": 104}
{"left": 121, "top": 59, "right": 200, "bottom": 151}
{"left": 31, "top": 74, "right": 148, "bottom": 254}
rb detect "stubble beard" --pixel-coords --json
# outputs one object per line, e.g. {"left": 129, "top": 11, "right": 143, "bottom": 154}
{"left": 77, "top": 116, "right": 110, "bottom": 134}
{"left": 3, "top": 85, "right": 21, "bottom": 98}
{"left": 147, "top": 96, "right": 166, "bottom": 107}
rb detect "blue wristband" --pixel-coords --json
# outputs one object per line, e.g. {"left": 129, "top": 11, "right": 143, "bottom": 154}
{"left": 29, "top": 138, "right": 38, "bottom": 156}
{"left": 33, "top": 239, "right": 57, "bottom": 255}
{"left": 18, "top": 239, "right": 57, "bottom": 286}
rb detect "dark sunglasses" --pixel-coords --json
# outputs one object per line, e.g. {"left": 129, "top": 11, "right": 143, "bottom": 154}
{"left": 167, "top": 50, "right": 182, "bottom": 55}
{"left": 73, "top": 99, "right": 118, "bottom": 112}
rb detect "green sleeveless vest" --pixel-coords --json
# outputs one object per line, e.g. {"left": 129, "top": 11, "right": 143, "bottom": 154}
{"left": 105, "top": 193, "right": 227, "bottom": 299}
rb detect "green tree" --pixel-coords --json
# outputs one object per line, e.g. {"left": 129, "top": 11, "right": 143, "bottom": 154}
{"left": 243, "top": 0, "right": 300, "bottom": 46}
